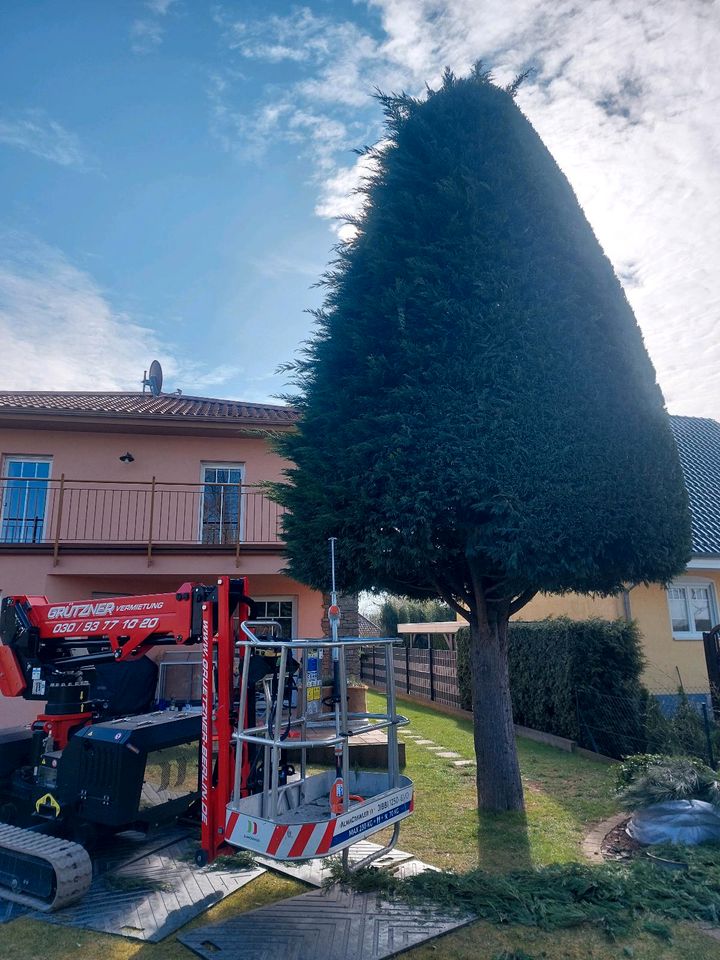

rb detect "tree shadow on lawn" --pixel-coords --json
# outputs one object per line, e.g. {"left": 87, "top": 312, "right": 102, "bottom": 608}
{"left": 475, "top": 807, "right": 533, "bottom": 872}
{"left": 392, "top": 700, "right": 618, "bottom": 873}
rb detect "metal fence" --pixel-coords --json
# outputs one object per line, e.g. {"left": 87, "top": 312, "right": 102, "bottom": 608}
{"left": 576, "top": 683, "right": 718, "bottom": 767}
{"left": 359, "top": 645, "right": 462, "bottom": 709}
{"left": 0, "top": 476, "right": 285, "bottom": 563}
{"left": 359, "top": 645, "right": 719, "bottom": 766}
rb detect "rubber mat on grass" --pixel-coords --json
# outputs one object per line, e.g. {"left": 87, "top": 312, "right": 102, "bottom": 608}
{"left": 179, "top": 883, "right": 474, "bottom": 960}
{"left": 36, "top": 836, "right": 265, "bottom": 942}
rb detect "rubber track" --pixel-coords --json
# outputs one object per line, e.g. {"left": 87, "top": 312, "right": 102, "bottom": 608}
{"left": 0, "top": 822, "right": 92, "bottom": 912}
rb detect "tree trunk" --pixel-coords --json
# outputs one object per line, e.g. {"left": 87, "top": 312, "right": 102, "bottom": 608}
{"left": 469, "top": 612, "right": 525, "bottom": 811}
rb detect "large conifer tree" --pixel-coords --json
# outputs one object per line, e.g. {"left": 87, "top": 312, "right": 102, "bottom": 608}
{"left": 274, "top": 65, "right": 691, "bottom": 811}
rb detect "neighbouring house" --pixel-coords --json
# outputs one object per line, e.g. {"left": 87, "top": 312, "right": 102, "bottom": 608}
{"left": 401, "top": 415, "right": 720, "bottom": 698}
{"left": 358, "top": 613, "right": 383, "bottom": 639}
{"left": 0, "top": 388, "right": 354, "bottom": 726}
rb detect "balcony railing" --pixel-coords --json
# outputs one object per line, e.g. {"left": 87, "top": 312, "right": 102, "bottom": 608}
{"left": 0, "top": 477, "right": 286, "bottom": 565}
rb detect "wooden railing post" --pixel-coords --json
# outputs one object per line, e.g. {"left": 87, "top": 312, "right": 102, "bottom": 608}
{"left": 147, "top": 476, "right": 156, "bottom": 567}
{"left": 52, "top": 474, "right": 65, "bottom": 567}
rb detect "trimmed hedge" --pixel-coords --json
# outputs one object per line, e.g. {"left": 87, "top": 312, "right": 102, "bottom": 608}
{"left": 456, "top": 617, "right": 646, "bottom": 757}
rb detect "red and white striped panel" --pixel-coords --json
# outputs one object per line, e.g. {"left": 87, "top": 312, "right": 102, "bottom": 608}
{"left": 225, "top": 785, "right": 414, "bottom": 861}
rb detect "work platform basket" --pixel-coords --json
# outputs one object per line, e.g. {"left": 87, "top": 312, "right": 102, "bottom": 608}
{"left": 225, "top": 627, "right": 413, "bottom": 868}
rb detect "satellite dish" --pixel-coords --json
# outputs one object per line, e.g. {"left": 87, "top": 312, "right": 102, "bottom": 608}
{"left": 142, "top": 360, "right": 163, "bottom": 396}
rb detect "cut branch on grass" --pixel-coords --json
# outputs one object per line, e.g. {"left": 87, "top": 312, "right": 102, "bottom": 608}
{"left": 330, "top": 844, "right": 720, "bottom": 943}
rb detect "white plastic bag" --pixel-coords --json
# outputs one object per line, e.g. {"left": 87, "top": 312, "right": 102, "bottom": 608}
{"left": 627, "top": 799, "right": 720, "bottom": 846}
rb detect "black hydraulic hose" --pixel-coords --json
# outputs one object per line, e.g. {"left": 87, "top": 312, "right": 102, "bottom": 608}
{"left": 267, "top": 673, "right": 296, "bottom": 742}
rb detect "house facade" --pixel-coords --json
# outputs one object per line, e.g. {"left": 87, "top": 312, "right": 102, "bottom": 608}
{"left": 515, "top": 415, "right": 720, "bottom": 693}
{"left": 0, "top": 389, "right": 334, "bottom": 724}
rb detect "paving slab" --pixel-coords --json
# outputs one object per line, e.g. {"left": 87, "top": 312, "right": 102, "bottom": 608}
{"left": 258, "top": 840, "right": 436, "bottom": 887}
{"left": 36, "top": 836, "right": 265, "bottom": 942}
{"left": 414, "top": 740, "right": 435, "bottom": 746}
{"left": 435, "top": 752, "right": 461, "bottom": 759}
{"left": 179, "top": 883, "right": 474, "bottom": 960}
{"left": 452, "top": 760, "right": 475, "bottom": 768}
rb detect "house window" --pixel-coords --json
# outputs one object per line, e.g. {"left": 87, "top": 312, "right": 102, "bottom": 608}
{"left": 253, "top": 599, "right": 296, "bottom": 640}
{"left": 200, "top": 463, "right": 244, "bottom": 544}
{"left": 667, "top": 582, "right": 717, "bottom": 639}
{"left": 1, "top": 457, "right": 52, "bottom": 543}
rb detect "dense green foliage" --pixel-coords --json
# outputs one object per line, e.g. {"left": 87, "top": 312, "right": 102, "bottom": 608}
{"left": 643, "top": 689, "right": 718, "bottom": 761}
{"left": 376, "top": 596, "right": 454, "bottom": 647}
{"left": 273, "top": 65, "right": 690, "bottom": 603}
{"left": 272, "top": 63, "right": 690, "bottom": 810}
{"left": 456, "top": 617, "right": 646, "bottom": 755}
{"left": 614, "top": 754, "right": 689, "bottom": 791}
{"left": 333, "top": 844, "right": 720, "bottom": 942}
{"left": 616, "top": 755, "right": 720, "bottom": 810}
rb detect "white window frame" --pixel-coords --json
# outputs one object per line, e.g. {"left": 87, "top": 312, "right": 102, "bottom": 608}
{"left": 198, "top": 461, "right": 245, "bottom": 544}
{"left": 253, "top": 596, "right": 298, "bottom": 640}
{"left": 667, "top": 578, "right": 718, "bottom": 640}
{"left": 1, "top": 455, "right": 53, "bottom": 543}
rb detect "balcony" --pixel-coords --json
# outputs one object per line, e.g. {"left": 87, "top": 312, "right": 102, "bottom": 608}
{"left": 0, "top": 476, "right": 286, "bottom": 565}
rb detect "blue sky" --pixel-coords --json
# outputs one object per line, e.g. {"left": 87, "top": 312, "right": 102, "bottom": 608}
{"left": 1, "top": 1, "right": 718, "bottom": 418}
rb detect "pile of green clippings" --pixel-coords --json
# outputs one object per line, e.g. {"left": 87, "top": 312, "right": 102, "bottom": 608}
{"left": 331, "top": 843, "right": 720, "bottom": 942}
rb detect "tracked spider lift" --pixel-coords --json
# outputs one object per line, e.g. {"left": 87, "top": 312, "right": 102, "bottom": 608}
{"left": 0, "top": 570, "right": 412, "bottom": 910}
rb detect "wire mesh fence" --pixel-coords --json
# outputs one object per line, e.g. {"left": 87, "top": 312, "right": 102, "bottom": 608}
{"left": 576, "top": 683, "right": 718, "bottom": 767}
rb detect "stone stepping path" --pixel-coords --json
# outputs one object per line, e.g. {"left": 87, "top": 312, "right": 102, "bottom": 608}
{"left": 400, "top": 730, "right": 473, "bottom": 770}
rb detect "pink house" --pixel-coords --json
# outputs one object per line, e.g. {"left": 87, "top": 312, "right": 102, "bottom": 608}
{"left": 0, "top": 390, "right": 332, "bottom": 725}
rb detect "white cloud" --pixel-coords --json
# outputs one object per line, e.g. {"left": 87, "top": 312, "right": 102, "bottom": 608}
{"left": 221, "top": 7, "right": 375, "bottom": 84}
{"left": 0, "top": 110, "right": 90, "bottom": 169}
{"left": 131, "top": 0, "right": 178, "bottom": 54}
{"left": 146, "top": 0, "right": 177, "bottom": 14}
{"left": 249, "top": 252, "right": 324, "bottom": 280}
{"left": 214, "top": 0, "right": 720, "bottom": 420}
{"left": 208, "top": 73, "right": 282, "bottom": 159}
{"left": 208, "top": 71, "right": 362, "bottom": 171}
{"left": 210, "top": 6, "right": 389, "bottom": 168}
{"left": 314, "top": 150, "right": 382, "bottom": 239}
{"left": 0, "top": 234, "right": 236, "bottom": 394}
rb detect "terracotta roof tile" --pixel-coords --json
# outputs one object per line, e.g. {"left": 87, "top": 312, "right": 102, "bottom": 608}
{"left": 0, "top": 391, "right": 297, "bottom": 425}
{"left": 670, "top": 415, "right": 720, "bottom": 557}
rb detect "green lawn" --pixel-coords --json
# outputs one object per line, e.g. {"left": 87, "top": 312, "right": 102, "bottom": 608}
{"left": 379, "top": 695, "right": 720, "bottom": 960}
{"left": 2, "top": 695, "right": 719, "bottom": 960}
{"left": 381, "top": 693, "right": 618, "bottom": 873}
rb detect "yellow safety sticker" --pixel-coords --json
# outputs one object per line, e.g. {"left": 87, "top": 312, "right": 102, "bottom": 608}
{"left": 35, "top": 792, "right": 61, "bottom": 817}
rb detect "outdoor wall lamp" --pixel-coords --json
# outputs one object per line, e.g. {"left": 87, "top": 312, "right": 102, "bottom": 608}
{"left": 119, "top": 452, "right": 135, "bottom": 463}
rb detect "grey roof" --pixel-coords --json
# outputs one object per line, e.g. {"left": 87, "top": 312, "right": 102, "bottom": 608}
{"left": 670, "top": 415, "right": 720, "bottom": 557}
